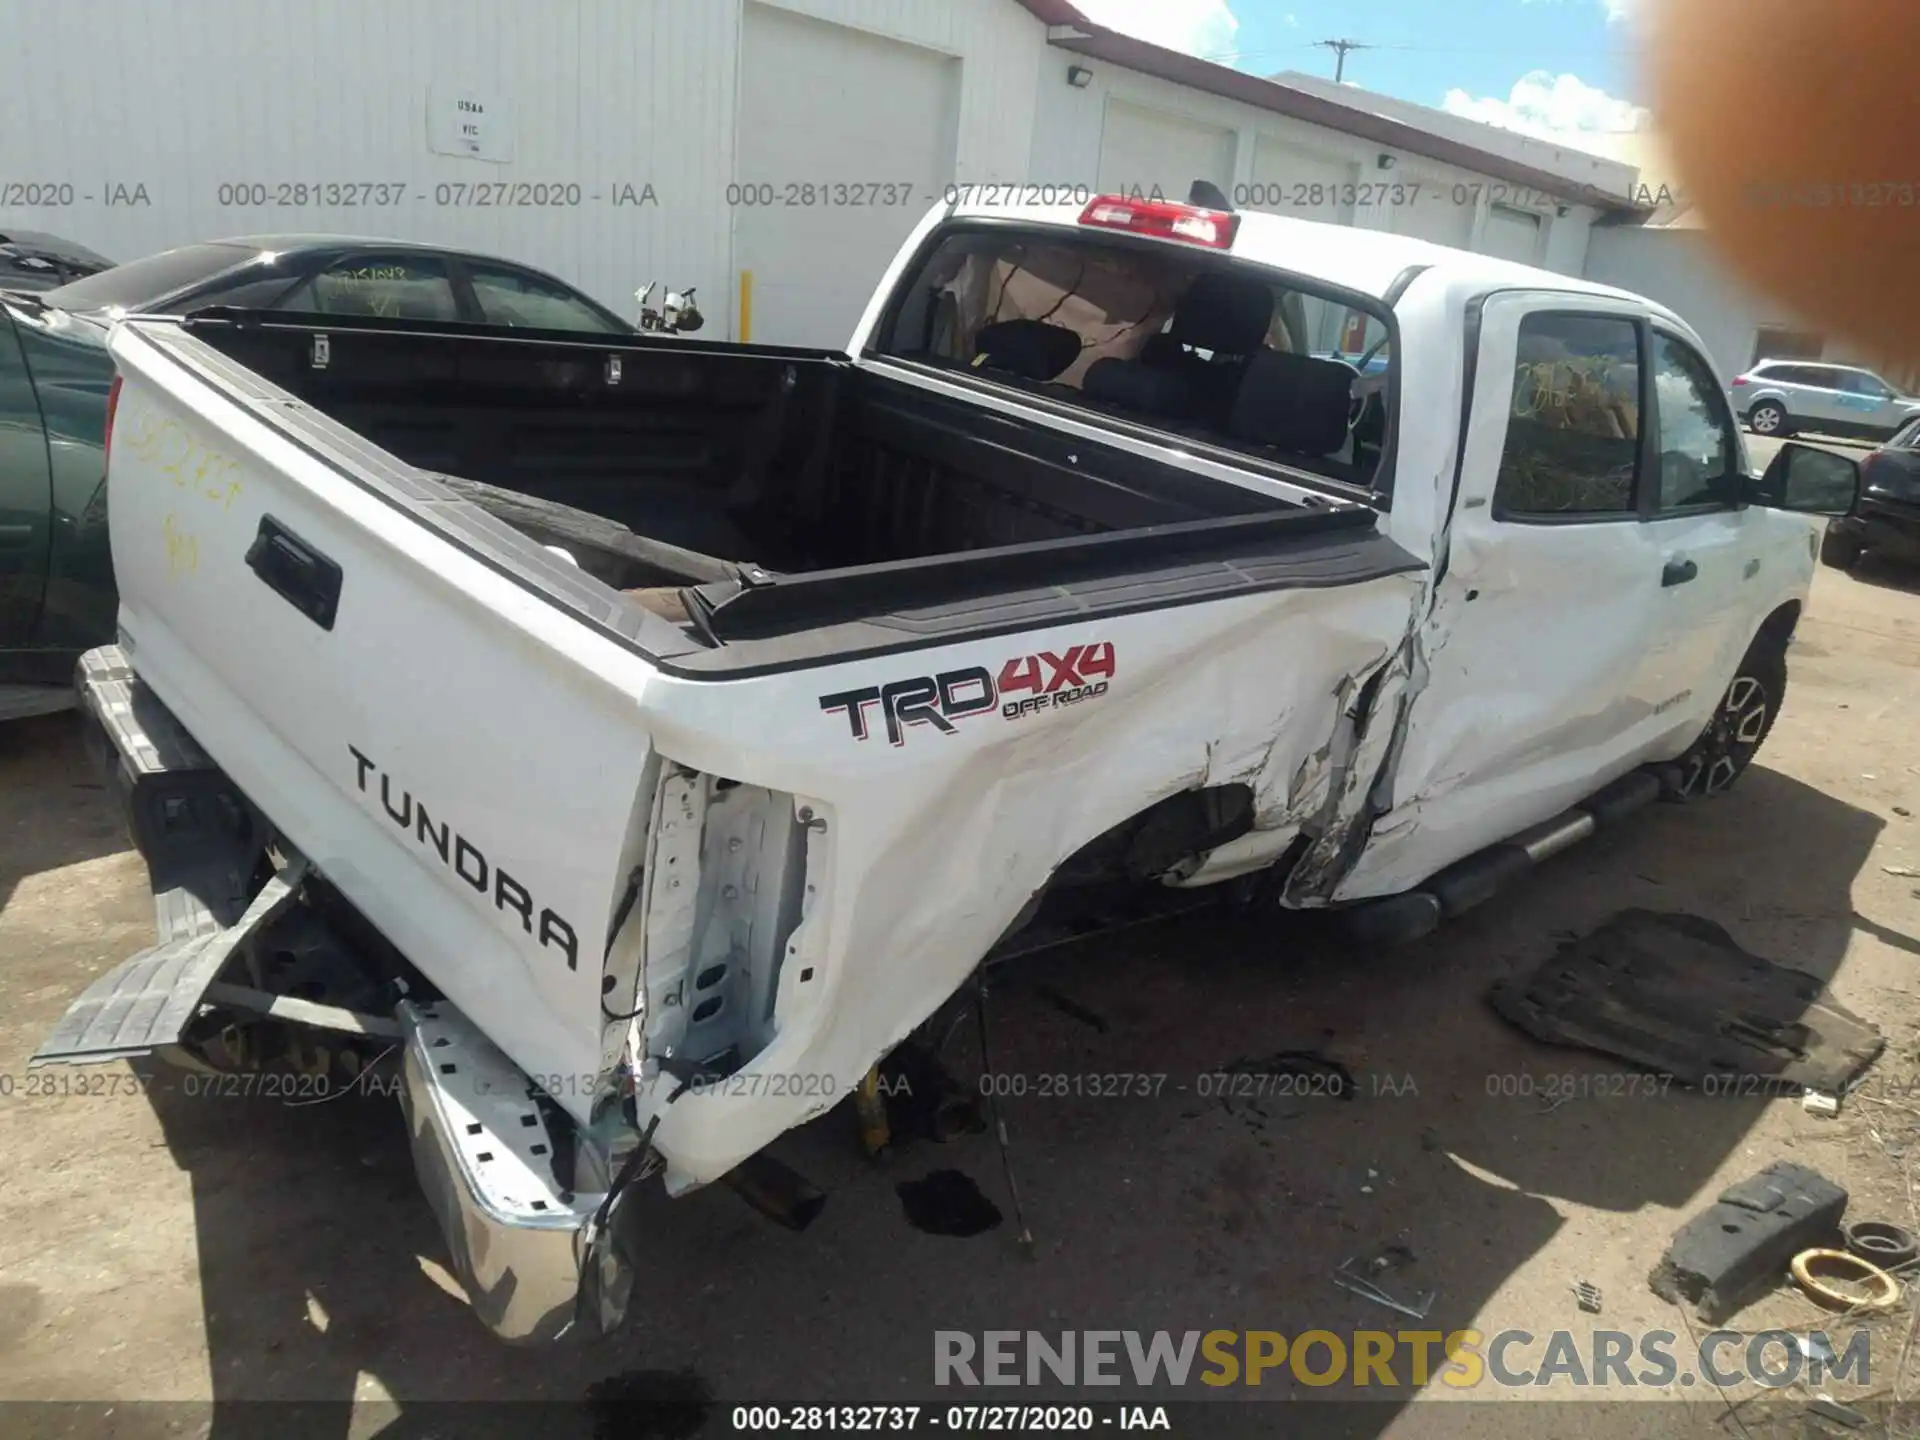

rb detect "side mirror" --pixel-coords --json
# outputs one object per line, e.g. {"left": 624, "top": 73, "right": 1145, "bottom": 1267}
{"left": 1755, "top": 441, "right": 1859, "bottom": 516}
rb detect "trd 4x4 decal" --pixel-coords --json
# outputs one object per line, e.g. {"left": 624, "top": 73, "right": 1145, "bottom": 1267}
{"left": 820, "top": 642, "right": 1116, "bottom": 745}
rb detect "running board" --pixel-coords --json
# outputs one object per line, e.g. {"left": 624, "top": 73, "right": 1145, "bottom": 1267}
{"left": 1342, "top": 766, "right": 1673, "bottom": 946}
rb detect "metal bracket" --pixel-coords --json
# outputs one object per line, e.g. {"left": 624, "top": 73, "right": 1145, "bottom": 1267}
{"left": 310, "top": 333, "right": 330, "bottom": 370}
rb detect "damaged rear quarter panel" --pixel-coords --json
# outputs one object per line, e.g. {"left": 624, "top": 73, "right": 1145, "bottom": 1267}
{"left": 628, "top": 574, "right": 1424, "bottom": 1187}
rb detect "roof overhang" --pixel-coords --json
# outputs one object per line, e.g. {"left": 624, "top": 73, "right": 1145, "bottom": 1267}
{"left": 1011, "top": 2, "right": 1652, "bottom": 218}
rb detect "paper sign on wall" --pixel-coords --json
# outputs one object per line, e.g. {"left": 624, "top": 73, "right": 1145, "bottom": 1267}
{"left": 427, "top": 83, "right": 515, "bottom": 163}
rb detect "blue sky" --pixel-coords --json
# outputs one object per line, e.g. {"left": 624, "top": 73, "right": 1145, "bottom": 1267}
{"left": 1072, "top": 0, "right": 1649, "bottom": 145}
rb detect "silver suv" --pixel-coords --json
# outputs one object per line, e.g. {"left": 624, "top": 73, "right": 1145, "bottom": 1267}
{"left": 1731, "top": 360, "right": 1920, "bottom": 441}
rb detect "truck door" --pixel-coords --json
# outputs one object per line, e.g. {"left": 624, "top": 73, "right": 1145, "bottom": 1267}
{"left": 1359, "top": 296, "right": 1681, "bottom": 880}
{"left": 1634, "top": 326, "right": 1756, "bottom": 747}
{"left": 0, "top": 304, "right": 53, "bottom": 646}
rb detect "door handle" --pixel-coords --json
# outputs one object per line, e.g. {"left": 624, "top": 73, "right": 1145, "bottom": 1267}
{"left": 1661, "top": 558, "right": 1699, "bottom": 587}
{"left": 245, "top": 515, "right": 342, "bottom": 630}
{"left": 0, "top": 523, "right": 36, "bottom": 550}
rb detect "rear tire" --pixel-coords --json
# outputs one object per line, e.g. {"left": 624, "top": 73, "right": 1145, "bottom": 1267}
{"left": 1748, "top": 400, "right": 1789, "bottom": 436}
{"left": 1820, "top": 525, "right": 1864, "bottom": 571}
{"left": 1669, "top": 642, "right": 1786, "bottom": 800}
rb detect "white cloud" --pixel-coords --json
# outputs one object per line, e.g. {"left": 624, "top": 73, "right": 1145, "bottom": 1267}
{"left": 1441, "top": 70, "right": 1649, "bottom": 139}
{"left": 1073, "top": 0, "right": 1240, "bottom": 58}
{"left": 1525, "top": 0, "right": 1640, "bottom": 24}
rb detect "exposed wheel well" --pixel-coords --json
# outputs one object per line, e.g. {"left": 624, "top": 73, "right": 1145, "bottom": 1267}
{"left": 1756, "top": 600, "right": 1801, "bottom": 654}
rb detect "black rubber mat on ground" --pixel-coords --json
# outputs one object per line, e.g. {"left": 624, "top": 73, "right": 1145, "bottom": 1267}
{"left": 1489, "top": 908, "right": 1884, "bottom": 1092}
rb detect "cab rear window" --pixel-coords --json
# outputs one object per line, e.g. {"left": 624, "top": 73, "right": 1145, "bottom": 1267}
{"left": 877, "top": 227, "right": 1393, "bottom": 490}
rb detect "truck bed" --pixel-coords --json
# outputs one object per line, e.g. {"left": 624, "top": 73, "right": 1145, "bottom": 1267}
{"left": 175, "top": 313, "right": 1404, "bottom": 664}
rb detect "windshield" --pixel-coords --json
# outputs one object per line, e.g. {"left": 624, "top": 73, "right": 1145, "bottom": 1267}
{"left": 41, "top": 242, "right": 255, "bottom": 311}
{"left": 877, "top": 227, "right": 1392, "bottom": 490}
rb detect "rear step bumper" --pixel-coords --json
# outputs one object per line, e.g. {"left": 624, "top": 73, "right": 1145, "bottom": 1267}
{"left": 42, "top": 645, "right": 639, "bottom": 1345}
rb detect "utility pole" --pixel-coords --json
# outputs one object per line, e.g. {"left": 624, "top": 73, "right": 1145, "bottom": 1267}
{"left": 1313, "top": 37, "right": 1372, "bottom": 82}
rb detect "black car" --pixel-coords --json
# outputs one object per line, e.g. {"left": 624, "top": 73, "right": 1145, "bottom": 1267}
{"left": 0, "top": 230, "right": 115, "bottom": 294}
{"left": 1821, "top": 417, "right": 1920, "bottom": 571}
{"left": 0, "top": 237, "right": 633, "bottom": 716}
{"left": 31, "top": 234, "right": 634, "bottom": 332}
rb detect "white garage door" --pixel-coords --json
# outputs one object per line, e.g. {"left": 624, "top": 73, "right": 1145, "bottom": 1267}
{"left": 1395, "top": 178, "right": 1475, "bottom": 250}
{"left": 1096, "top": 102, "right": 1235, "bottom": 204}
{"left": 1247, "top": 136, "right": 1356, "bottom": 229}
{"left": 1479, "top": 204, "right": 1543, "bottom": 265}
{"left": 737, "top": 4, "right": 959, "bottom": 347}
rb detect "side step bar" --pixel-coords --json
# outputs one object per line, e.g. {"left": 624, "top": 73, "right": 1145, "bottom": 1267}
{"left": 1342, "top": 766, "right": 1675, "bottom": 946}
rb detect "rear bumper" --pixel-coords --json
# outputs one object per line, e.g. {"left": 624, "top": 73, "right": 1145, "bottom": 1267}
{"left": 69, "top": 646, "right": 640, "bottom": 1346}
{"left": 397, "top": 999, "right": 638, "bottom": 1345}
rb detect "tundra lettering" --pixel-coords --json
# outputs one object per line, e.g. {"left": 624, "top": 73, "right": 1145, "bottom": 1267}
{"left": 347, "top": 744, "right": 579, "bottom": 969}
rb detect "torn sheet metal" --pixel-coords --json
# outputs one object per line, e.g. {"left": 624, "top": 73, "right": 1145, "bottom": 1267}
{"left": 1489, "top": 909, "right": 1884, "bottom": 1092}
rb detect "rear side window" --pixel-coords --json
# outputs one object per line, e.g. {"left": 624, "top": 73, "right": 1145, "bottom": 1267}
{"left": 1494, "top": 313, "right": 1641, "bottom": 517}
{"left": 466, "top": 264, "right": 625, "bottom": 333}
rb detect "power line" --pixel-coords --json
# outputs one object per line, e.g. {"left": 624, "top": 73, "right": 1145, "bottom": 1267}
{"left": 1312, "top": 36, "right": 1372, "bottom": 82}
{"left": 1203, "top": 41, "right": 1636, "bottom": 63}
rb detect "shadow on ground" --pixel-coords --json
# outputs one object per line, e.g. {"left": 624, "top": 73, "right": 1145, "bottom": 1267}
{"left": 0, "top": 711, "right": 125, "bottom": 911}
{"left": 94, "top": 760, "right": 1878, "bottom": 1440}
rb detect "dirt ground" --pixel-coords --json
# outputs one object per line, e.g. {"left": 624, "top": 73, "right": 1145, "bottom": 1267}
{"left": 2, "top": 539, "right": 1918, "bottom": 1439}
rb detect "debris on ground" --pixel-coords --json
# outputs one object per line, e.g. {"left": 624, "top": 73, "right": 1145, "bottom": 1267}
{"left": 1804, "top": 1090, "right": 1842, "bottom": 1118}
{"left": 1884, "top": 865, "right": 1920, "bottom": 878}
{"left": 1648, "top": 1160, "right": 1848, "bottom": 1322}
{"left": 1489, "top": 910, "right": 1885, "bottom": 1092}
{"left": 1573, "top": 1280, "right": 1603, "bottom": 1314}
{"left": 1333, "top": 1254, "right": 1434, "bottom": 1320}
{"left": 1807, "top": 1395, "right": 1871, "bottom": 1430}
{"left": 1843, "top": 1218, "right": 1918, "bottom": 1267}
{"left": 1035, "top": 984, "right": 1108, "bottom": 1034}
{"left": 1790, "top": 1247, "right": 1901, "bottom": 1313}
{"left": 1212, "top": 1050, "right": 1356, "bottom": 1106}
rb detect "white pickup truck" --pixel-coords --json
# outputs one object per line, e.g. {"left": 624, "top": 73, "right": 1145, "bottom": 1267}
{"left": 35, "top": 193, "right": 1859, "bottom": 1344}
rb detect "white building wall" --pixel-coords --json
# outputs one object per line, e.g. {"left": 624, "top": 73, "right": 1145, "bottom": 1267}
{"left": 0, "top": 0, "right": 1045, "bottom": 340}
{"left": 1028, "top": 58, "right": 1604, "bottom": 276}
{"left": 1584, "top": 227, "right": 1779, "bottom": 379}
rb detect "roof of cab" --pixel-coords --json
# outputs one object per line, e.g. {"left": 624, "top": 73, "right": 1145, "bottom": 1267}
{"left": 946, "top": 197, "right": 1667, "bottom": 313}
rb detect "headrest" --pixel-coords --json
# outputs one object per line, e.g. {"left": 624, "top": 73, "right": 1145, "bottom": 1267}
{"left": 1082, "top": 357, "right": 1196, "bottom": 419}
{"left": 1169, "top": 273, "right": 1275, "bottom": 355}
{"left": 973, "top": 319, "right": 1083, "bottom": 382}
{"left": 1228, "top": 350, "right": 1357, "bottom": 456}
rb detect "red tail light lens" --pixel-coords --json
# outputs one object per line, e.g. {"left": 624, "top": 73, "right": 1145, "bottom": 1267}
{"left": 1078, "top": 195, "right": 1239, "bottom": 249}
{"left": 1731, "top": 375, "right": 1750, "bottom": 386}
{"left": 103, "top": 373, "right": 122, "bottom": 471}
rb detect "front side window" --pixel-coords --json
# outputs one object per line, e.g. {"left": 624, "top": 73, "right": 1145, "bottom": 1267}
{"left": 283, "top": 255, "right": 460, "bottom": 321}
{"left": 1842, "top": 369, "right": 1893, "bottom": 399}
{"left": 1650, "top": 333, "right": 1738, "bottom": 510}
{"left": 1494, "top": 313, "right": 1641, "bottom": 517}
